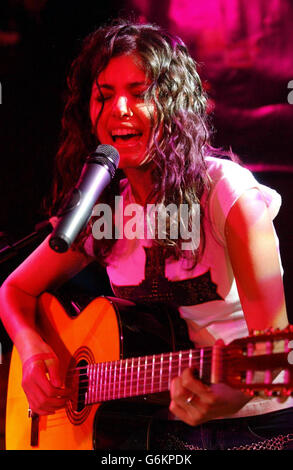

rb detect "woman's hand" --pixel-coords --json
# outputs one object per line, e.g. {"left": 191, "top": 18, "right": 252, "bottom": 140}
{"left": 21, "top": 348, "right": 71, "bottom": 416}
{"left": 16, "top": 329, "right": 71, "bottom": 416}
{"left": 169, "top": 368, "right": 250, "bottom": 426}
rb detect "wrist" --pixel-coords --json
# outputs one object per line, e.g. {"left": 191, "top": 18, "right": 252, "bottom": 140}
{"left": 14, "top": 327, "right": 50, "bottom": 364}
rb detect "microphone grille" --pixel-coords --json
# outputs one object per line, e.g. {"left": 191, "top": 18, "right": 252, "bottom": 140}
{"left": 88, "top": 144, "right": 120, "bottom": 178}
{"left": 95, "top": 144, "right": 119, "bottom": 167}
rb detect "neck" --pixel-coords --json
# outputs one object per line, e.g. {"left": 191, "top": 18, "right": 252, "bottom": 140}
{"left": 124, "top": 164, "right": 156, "bottom": 206}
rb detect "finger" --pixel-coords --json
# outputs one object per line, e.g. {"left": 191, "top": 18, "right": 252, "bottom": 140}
{"left": 26, "top": 362, "right": 71, "bottom": 409}
{"left": 170, "top": 372, "right": 207, "bottom": 407}
{"left": 44, "top": 359, "right": 72, "bottom": 397}
{"left": 25, "top": 378, "right": 68, "bottom": 414}
{"left": 169, "top": 397, "right": 203, "bottom": 427}
{"left": 26, "top": 388, "right": 57, "bottom": 415}
{"left": 45, "top": 357, "right": 62, "bottom": 388}
{"left": 35, "top": 361, "right": 71, "bottom": 397}
{"left": 170, "top": 375, "right": 190, "bottom": 406}
{"left": 181, "top": 368, "right": 215, "bottom": 405}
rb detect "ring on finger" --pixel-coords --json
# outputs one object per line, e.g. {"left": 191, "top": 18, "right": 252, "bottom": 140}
{"left": 186, "top": 393, "right": 195, "bottom": 404}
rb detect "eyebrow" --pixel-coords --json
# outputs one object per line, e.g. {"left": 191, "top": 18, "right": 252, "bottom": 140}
{"left": 98, "top": 81, "right": 149, "bottom": 90}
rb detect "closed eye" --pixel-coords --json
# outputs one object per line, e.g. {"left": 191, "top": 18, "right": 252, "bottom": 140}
{"left": 133, "top": 92, "right": 147, "bottom": 99}
{"left": 95, "top": 93, "right": 112, "bottom": 103}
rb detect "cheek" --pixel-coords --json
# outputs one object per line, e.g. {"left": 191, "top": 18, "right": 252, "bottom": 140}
{"left": 138, "top": 103, "right": 157, "bottom": 133}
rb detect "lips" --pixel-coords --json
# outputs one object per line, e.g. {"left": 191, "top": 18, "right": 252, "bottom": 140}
{"left": 111, "top": 127, "right": 143, "bottom": 143}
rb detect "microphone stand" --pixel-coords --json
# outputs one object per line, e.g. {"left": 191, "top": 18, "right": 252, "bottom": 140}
{"left": 0, "top": 221, "right": 52, "bottom": 264}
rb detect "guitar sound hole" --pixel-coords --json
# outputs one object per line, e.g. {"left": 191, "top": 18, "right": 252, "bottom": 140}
{"left": 76, "top": 359, "right": 88, "bottom": 412}
{"left": 66, "top": 346, "right": 94, "bottom": 425}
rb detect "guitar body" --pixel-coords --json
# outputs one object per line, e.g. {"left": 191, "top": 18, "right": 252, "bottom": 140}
{"left": 6, "top": 291, "right": 293, "bottom": 450}
{"left": 5, "top": 294, "right": 185, "bottom": 450}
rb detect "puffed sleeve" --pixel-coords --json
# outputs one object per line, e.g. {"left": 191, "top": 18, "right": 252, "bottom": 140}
{"left": 206, "top": 157, "right": 282, "bottom": 245}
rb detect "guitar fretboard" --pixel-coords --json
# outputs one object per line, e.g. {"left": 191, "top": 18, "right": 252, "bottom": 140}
{"left": 83, "top": 348, "right": 212, "bottom": 405}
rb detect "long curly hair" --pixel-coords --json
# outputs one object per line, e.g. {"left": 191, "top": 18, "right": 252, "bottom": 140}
{"left": 50, "top": 19, "right": 214, "bottom": 266}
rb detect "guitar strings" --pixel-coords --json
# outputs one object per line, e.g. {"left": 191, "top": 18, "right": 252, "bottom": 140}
{"left": 65, "top": 344, "right": 290, "bottom": 407}
{"left": 66, "top": 342, "right": 289, "bottom": 376}
{"left": 74, "top": 376, "right": 289, "bottom": 405}
{"left": 65, "top": 345, "right": 252, "bottom": 376}
{"left": 66, "top": 346, "right": 287, "bottom": 379}
{"left": 73, "top": 360, "right": 278, "bottom": 386}
{"left": 72, "top": 365, "right": 292, "bottom": 405}
{"left": 67, "top": 347, "right": 212, "bottom": 373}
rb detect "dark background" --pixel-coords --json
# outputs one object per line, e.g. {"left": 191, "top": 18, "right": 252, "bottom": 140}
{"left": 0, "top": 0, "right": 292, "bottom": 449}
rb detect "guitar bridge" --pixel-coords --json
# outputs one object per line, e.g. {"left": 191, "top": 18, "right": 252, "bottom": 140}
{"left": 30, "top": 412, "right": 39, "bottom": 447}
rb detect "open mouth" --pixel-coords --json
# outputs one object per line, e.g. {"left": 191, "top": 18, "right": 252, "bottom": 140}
{"left": 111, "top": 128, "right": 143, "bottom": 143}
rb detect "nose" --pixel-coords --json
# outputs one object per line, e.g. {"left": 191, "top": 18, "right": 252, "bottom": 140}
{"left": 112, "top": 96, "right": 133, "bottom": 118}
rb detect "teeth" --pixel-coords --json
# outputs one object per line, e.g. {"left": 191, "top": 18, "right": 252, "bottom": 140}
{"left": 111, "top": 128, "right": 140, "bottom": 137}
{"left": 111, "top": 128, "right": 142, "bottom": 143}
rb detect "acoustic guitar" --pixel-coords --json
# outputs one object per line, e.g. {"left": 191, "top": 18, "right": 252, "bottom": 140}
{"left": 5, "top": 293, "right": 293, "bottom": 450}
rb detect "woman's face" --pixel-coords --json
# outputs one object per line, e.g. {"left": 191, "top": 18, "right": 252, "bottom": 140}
{"left": 90, "top": 53, "right": 157, "bottom": 169}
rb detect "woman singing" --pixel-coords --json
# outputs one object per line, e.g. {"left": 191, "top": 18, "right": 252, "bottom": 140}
{"left": 1, "top": 20, "right": 292, "bottom": 450}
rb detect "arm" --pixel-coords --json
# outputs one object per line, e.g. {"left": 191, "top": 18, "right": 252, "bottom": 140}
{"left": 169, "top": 188, "right": 289, "bottom": 425}
{"left": 224, "top": 188, "right": 288, "bottom": 330}
{"left": 0, "top": 236, "right": 91, "bottom": 414}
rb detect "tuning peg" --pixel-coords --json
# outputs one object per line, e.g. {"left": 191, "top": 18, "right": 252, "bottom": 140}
{"left": 249, "top": 329, "right": 263, "bottom": 336}
{"left": 284, "top": 325, "right": 293, "bottom": 333}
{"left": 243, "top": 389, "right": 259, "bottom": 397}
{"left": 263, "top": 328, "right": 273, "bottom": 335}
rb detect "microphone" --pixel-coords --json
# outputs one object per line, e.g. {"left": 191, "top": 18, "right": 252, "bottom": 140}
{"left": 49, "top": 144, "right": 119, "bottom": 253}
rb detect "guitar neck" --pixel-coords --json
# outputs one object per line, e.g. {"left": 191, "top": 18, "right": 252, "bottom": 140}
{"left": 75, "top": 325, "right": 293, "bottom": 407}
{"left": 84, "top": 347, "right": 213, "bottom": 405}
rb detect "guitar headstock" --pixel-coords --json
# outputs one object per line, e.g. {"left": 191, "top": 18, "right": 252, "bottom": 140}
{"left": 224, "top": 325, "right": 293, "bottom": 397}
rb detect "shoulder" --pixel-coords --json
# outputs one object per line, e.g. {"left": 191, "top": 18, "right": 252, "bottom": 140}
{"left": 205, "top": 156, "right": 254, "bottom": 186}
{"left": 204, "top": 156, "right": 282, "bottom": 244}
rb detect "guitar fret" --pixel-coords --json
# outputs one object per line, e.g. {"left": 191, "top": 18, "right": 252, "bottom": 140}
{"left": 108, "top": 362, "right": 112, "bottom": 400}
{"left": 124, "top": 359, "right": 128, "bottom": 397}
{"left": 99, "top": 362, "right": 104, "bottom": 402}
{"left": 136, "top": 357, "right": 141, "bottom": 396}
{"left": 199, "top": 348, "right": 204, "bottom": 380}
{"left": 104, "top": 362, "right": 108, "bottom": 401}
{"left": 151, "top": 355, "right": 156, "bottom": 394}
{"left": 188, "top": 350, "right": 192, "bottom": 368}
{"left": 143, "top": 356, "right": 147, "bottom": 395}
{"left": 113, "top": 361, "right": 117, "bottom": 400}
{"left": 95, "top": 363, "right": 100, "bottom": 402}
{"left": 168, "top": 352, "right": 173, "bottom": 389}
{"left": 130, "top": 358, "right": 134, "bottom": 396}
{"left": 159, "top": 354, "right": 164, "bottom": 391}
{"left": 118, "top": 360, "right": 122, "bottom": 399}
{"left": 178, "top": 351, "right": 182, "bottom": 376}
